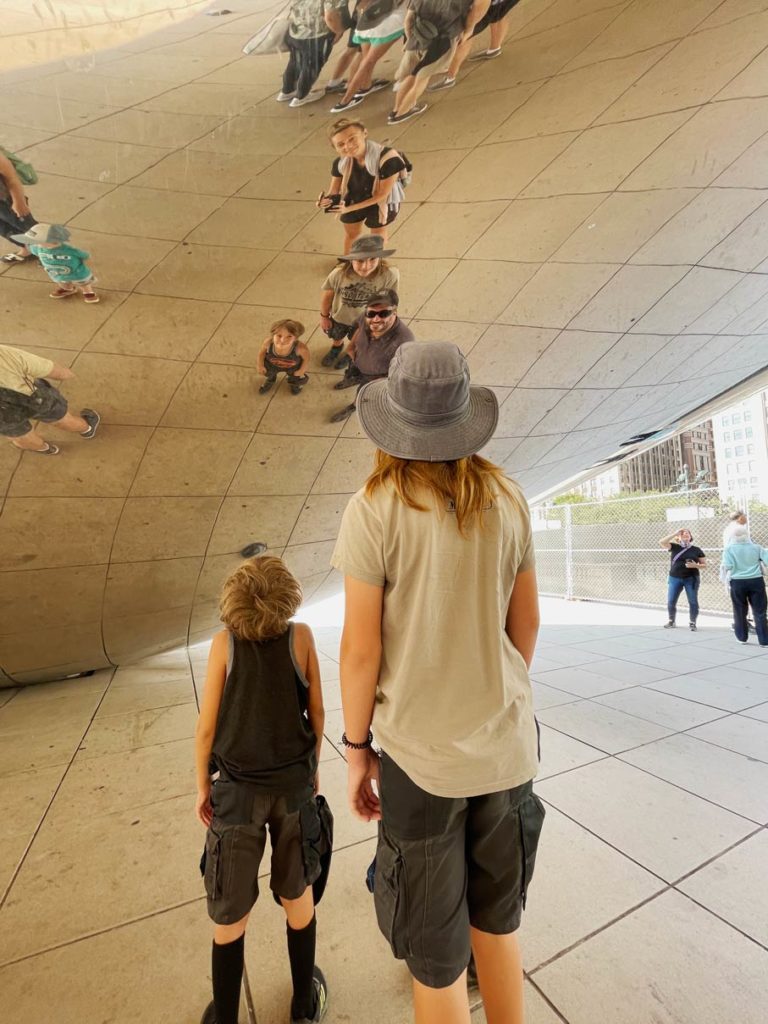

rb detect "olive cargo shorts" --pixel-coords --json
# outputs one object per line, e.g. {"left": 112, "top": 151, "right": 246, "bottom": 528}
{"left": 375, "top": 752, "right": 545, "bottom": 988}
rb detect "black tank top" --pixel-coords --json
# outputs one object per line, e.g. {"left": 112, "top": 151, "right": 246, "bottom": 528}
{"left": 211, "top": 626, "right": 316, "bottom": 793}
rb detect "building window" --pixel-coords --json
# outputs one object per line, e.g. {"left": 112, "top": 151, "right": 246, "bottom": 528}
{"left": 723, "top": 431, "right": 731, "bottom": 441}
{"left": 737, "top": 462, "right": 747, "bottom": 473}
{"left": 727, "top": 464, "right": 735, "bottom": 475}
{"left": 733, "top": 429, "right": 743, "bottom": 440}
{"left": 749, "top": 461, "right": 756, "bottom": 471}
{"left": 750, "top": 477, "right": 759, "bottom": 485}
{"left": 738, "top": 478, "right": 748, "bottom": 487}
{"left": 721, "top": 416, "right": 730, "bottom": 426}
{"left": 733, "top": 413, "right": 742, "bottom": 424}
{"left": 744, "top": 410, "right": 752, "bottom": 422}
{"left": 747, "top": 444, "right": 755, "bottom": 455}
{"left": 745, "top": 427, "right": 753, "bottom": 438}
{"left": 735, "top": 445, "right": 745, "bottom": 456}
{"left": 725, "top": 447, "right": 733, "bottom": 458}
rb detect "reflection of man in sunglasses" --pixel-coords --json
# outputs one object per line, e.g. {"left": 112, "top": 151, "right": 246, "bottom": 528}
{"left": 329, "top": 288, "right": 414, "bottom": 423}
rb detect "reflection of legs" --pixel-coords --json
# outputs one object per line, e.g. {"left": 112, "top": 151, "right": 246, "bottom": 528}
{"left": 341, "top": 218, "right": 364, "bottom": 253}
{"left": 11, "top": 426, "right": 55, "bottom": 452}
{"left": 490, "top": 13, "right": 513, "bottom": 51}
{"left": 297, "top": 37, "right": 326, "bottom": 98}
{"left": 287, "top": 373, "right": 309, "bottom": 394}
{"left": 471, "top": 927, "right": 524, "bottom": 1024}
{"left": 731, "top": 580, "right": 749, "bottom": 642}
{"left": 329, "top": 45, "right": 362, "bottom": 85}
{"left": 342, "top": 39, "right": 397, "bottom": 102}
{"left": 412, "top": 974, "right": 471, "bottom": 1024}
{"left": 281, "top": 888, "right": 318, "bottom": 1020}
{"left": 746, "top": 578, "right": 768, "bottom": 645}
{"left": 211, "top": 914, "right": 249, "bottom": 1024}
{"left": 666, "top": 576, "right": 684, "bottom": 624}
{"left": 260, "top": 371, "right": 278, "bottom": 394}
{"left": 282, "top": 37, "right": 302, "bottom": 94}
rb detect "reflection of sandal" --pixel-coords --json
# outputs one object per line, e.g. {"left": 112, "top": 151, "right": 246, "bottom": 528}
{"left": 2, "top": 251, "right": 35, "bottom": 263}
{"left": 50, "top": 286, "right": 76, "bottom": 299}
{"left": 83, "top": 290, "right": 100, "bottom": 303}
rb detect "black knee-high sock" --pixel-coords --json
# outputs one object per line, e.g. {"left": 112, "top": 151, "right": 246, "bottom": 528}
{"left": 212, "top": 935, "right": 244, "bottom": 1024}
{"left": 286, "top": 915, "right": 317, "bottom": 1020}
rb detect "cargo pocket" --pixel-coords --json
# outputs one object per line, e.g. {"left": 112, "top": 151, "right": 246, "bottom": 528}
{"left": 203, "top": 827, "right": 224, "bottom": 901}
{"left": 299, "top": 798, "right": 323, "bottom": 885}
{"left": 374, "top": 826, "right": 410, "bottom": 959}
{"left": 519, "top": 792, "right": 546, "bottom": 909}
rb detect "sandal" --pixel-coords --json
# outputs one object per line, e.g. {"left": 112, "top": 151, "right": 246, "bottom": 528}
{"left": 2, "top": 251, "right": 35, "bottom": 263}
{"left": 83, "top": 290, "right": 100, "bottom": 304}
{"left": 50, "top": 286, "right": 76, "bottom": 299}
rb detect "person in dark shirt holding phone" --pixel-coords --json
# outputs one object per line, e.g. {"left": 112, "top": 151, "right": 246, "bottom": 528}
{"left": 659, "top": 528, "right": 706, "bottom": 631}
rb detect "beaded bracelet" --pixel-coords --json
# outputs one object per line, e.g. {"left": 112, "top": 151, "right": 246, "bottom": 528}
{"left": 341, "top": 730, "right": 373, "bottom": 750}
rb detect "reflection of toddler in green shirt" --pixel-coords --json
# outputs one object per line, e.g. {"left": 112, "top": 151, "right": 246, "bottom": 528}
{"left": 10, "top": 222, "right": 99, "bottom": 303}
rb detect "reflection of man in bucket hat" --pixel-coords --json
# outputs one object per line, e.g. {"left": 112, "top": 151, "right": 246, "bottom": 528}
{"left": 320, "top": 234, "right": 399, "bottom": 370}
{"left": 329, "top": 288, "right": 413, "bottom": 423}
{"left": 10, "top": 222, "right": 99, "bottom": 303}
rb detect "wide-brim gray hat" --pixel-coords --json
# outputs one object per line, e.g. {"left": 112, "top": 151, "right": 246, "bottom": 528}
{"left": 357, "top": 341, "right": 498, "bottom": 462}
{"left": 339, "top": 235, "right": 395, "bottom": 261}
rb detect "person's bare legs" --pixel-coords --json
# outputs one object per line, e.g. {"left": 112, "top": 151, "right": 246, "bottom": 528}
{"left": 11, "top": 411, "right": 90, "bottom": 452}
{"left": 395, "top": 72, "right": 430, "bottom": 115}
{"left": 280, "top": 886, "right": 315, "bottom": 930}
{"left": 341, "top": 219, "right": 364, "bottom": 253}
{"left": 53, "top": 411, "right": 91, "bottom": 434}
{"left": 329, "top": 45, "right": 362, "bottom": 84}
{"left": 490, "top": 15, "right": 512, "bottom": 51}
{"left": 445, "top": 35, "right": 474, "bottom": 80}
{"left": 11, "top": 427, "right": 53, "bottom": 452}
{"left": 370, "top": 223, "right": 389, "bottom": 248}
{"left": 214, "top": 913, "right": 249, "bottom": 946}
{"left": 412, "top": 971, "right": 472, "bottom": 1024}
{"left": 470, "top": 926, "right": 525, "bottom": 1024}
{"left": 341, "top": 38, "right": 398, "bottom": 103}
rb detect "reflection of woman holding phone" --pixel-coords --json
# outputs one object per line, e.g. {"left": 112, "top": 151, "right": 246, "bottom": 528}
{"left": 660, "top": 528, "right": 706, "bottom": 631}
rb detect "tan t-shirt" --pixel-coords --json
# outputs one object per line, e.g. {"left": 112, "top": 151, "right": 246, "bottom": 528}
{"left": 331, "top": 479, "right": 539, "bottom": 798}
{"left": 0, "top": 344, "right": 54, "bottom": 395}
{"left": 321, "top": 265, "right": 400, "bottom": 327}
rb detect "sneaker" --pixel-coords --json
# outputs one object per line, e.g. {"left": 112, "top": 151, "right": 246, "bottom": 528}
{"left": 738, "top": 639, "right": 749, "bottom": 644}
{"left": 80, "top": 409, "right": 100, "bottom": 439}
{"left": 291, "top": 966, "right": 328, "bottom": 1024}
{"left": 321, "top": 345, "right": 344, "bottom": 367}
{"left": 290, "top": 90, "right": 325, "bottom": 107}
{"left": 329, "top": 95, "right": 363, "bottom": 113}
{"left": 199, "top": 1000, "right": 216, "bottom": 1024}
{"left": 469, "top": 47, "right": 501, "bottom": 61}
{"left": 324, "top": 79, "right": 347, "bottom": 94}
{"left": 290, "top": 384, "right": 303, "bottom": 395}
{"left": 259, "top": 380, "right": 275, "bottom": 394}
{"left": 334, "top": 376, "right": 357, "bottom": 390}
{"left": 24, "top": 442, "right": 59, "bottom": 455}
{"left": 333, "top": 353, "right": 351, "bottom": 370}
{"left": 330, "top": 404, "right": 355, "bottom": 423}
{"left": 663, "top": 620, "right": 675, "bottom": 629}
{"left": 277, "top": 90, "right": 296, "bottom": 102}
{"left": 427, "top": 76, "right": 456, "bottom": 92}
{"left": 387, "top": 102, "right": 428, "bottom": 125}
{"left": 689, "top": 622, "right": 697, "bottom": 631}
{"left": 355, "top": 78, "right": 390, "bottom": 97}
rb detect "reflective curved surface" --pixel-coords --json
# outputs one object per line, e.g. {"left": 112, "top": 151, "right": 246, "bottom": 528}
{"left": 2, "top": 0, "right": 768, "bottom": 681}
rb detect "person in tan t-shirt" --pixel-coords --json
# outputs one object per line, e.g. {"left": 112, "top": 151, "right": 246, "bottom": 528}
{"left": 0, "top": 344, "right": 100, "bottom": 455}
{"left": 331, "top": 341, "right": 545, "bottom": 1024}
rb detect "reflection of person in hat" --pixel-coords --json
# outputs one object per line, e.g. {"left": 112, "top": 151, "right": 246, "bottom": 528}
{"left": 329, "top": 288, "right": 413, "bottom": 423}
{"left": 10, "top": 223, "right": 99, "bottom": 303}
{"left": 319, "top": 235, "right": 399, "bottom": 370}
{"left": 331, "top": 341, "right": 544, "bottom": 1024}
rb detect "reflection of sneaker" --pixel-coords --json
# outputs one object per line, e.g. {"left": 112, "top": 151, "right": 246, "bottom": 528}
{"left": 689, "top": 622, "right": 697, "bottom": 631}
{"left": 355, "top": 78, "right": 390, "bottom": 97}
{"left": 428, "top": 76, "right": 456, "bottom": 92}
{"left": 329, "top": 95, "right": 363, "bottom": 114}
{"left": 259, "top": 380, "right": 275, "bottom": 394}
{"left": 387, "top": 102, "right": 428, "bottom": 125}
{"left": 291, "top": 966, "right": 328, "bottom": 1024}
{"left": 321, "top": 345, "right": 344, "bottom": 367}
{"left": 277, "top": 90, "right": 296, "bottom": 102}
{"left": 663, "top": 620, "right": 675, "bottom": 629}
{"left": 469, "top": 47, "right": 501, "bottom": 61}
{"left": 324, "top": 80, "right": 347, "bottom": 94}
{"left": 334, "top": 376, "right": 357, "bottom": 390}
{"left": 80, "top": 409, "right": 101, "bottom": 439}
{"left": 290, "top": 90, "right": 325, "bottom": 107}
{"left": 334, "top": 353, "right": 351, "bottom": 370}
{"left": 199, "top": 1000, "right": 216, "bottom": 1024}
{"left": 330, "top": 404, "right": 355, "bottom": 423}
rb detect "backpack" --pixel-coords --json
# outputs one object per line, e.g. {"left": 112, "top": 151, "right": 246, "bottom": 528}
{"left": 0, "top": 145, "right": 38, "bottom": 186}
{"left": 380, "top": 139, "right": 413, "bottom": 190}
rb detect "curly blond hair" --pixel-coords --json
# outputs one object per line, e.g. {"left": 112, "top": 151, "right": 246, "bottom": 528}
{"left": 219, "top": 556, "right": 302, "bottom": 642}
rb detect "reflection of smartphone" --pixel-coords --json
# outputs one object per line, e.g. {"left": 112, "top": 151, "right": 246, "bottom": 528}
{"left": 319, "top": 190, "right": 342, "bottom": 213}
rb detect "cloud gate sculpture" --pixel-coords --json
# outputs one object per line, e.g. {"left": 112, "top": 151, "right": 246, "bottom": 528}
{"left": 2, "top": 0, "right": 768, "bottom": 682}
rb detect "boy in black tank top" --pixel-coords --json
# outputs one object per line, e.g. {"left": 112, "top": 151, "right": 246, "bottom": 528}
{"left": 195, "top": 556, "right": 328, "bottom": 1024}
{"left": 257, "top": 318, "right": 310, "bottom": 395}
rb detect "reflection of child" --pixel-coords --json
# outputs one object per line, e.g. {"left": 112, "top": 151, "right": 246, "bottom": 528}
{"left": 11, "top": 222, "right": 99, "bottom": 303}
{"left": 258, "top": 319, "right": 310, "bottom": 395}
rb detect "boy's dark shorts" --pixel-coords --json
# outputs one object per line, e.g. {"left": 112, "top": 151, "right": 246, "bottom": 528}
{"left": 204, "top": 777, "right": 321, "bottom": 925}
{"left": 375, "top": 752, "right": 545, "bottom": 989}
{"left": 340, "top": 205, "right": 399, "bottom": 229}
{"left": 473, "top": 0, "right": 521, "bottom": 35}
{"left": 324, "top": 317, "right": 358, "bottom": 343}
{"left": 0, "top": 379, "right": 68, "bottom": 437}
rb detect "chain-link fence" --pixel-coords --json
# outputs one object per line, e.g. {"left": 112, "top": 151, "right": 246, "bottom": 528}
{"left": 533, "top": 489, "right": 768, "bottom": 616}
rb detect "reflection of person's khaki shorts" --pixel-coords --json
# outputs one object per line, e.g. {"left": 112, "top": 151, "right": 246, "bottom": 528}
{"left": 395, "top": 37, "right": 457, "bottom": 81}
{"left": 203, "top": 777, "right": 321, "bottom": 925}
{"left": 375, "top": 752, "right": 545, "bottom": 988}
{"left": 0, "top": 378, "right": 68, "bottom": 437}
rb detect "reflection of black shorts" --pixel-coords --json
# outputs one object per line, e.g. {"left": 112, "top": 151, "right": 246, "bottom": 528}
{"left": 473, "top": 0, "right": 520, "bottom": 35}
{"left": 203, "top": 777, "right": 320, "bottom": 925}
{"left": 412, "top": 34, "right": 453, "bottom": 75}
{"left": 0, "top": 378, "right": 68, "bottom": 437}
{"left": 375, "top": 752, "right": 545, "bottom": 988}
{"left": 340, "top": 204, "right": 399, "bottom": 229}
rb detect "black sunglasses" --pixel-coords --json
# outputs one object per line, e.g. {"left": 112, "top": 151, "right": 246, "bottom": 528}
{"left": 365, "top": 308, "right": 394, "bottom": 319}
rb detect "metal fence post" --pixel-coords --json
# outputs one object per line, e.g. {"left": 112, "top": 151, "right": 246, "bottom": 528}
{"left": 564, "top": 503, "right": 574, "bottom": 600}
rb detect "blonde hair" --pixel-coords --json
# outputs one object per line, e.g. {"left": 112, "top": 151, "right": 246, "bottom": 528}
{"left": 219, "top": 556, "right": 302, "bottom": 642}
{"left": 329, "top": 117, "right": 366, "bottom": 140}
{"left": 270, "top": 318, "right": 305, "bottom": 339}
{"left": 365, "top": 452, "right": 520, "bottom": 535}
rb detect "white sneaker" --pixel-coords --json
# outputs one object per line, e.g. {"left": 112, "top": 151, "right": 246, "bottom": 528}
{"left": 276, "top": 91, "right": 296, "bottom": 102}
{"left": 289, "top": 90, "right": 325, "bottom": 107}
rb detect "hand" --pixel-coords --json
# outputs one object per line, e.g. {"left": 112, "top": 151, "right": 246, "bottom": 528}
{"left": 320, "top": 314, "right": 332, "bottom": 329}
{"left": 11, "top": 195, "right": 30, "bottom": 218}
{"left": 317, "top": 193, "right": 333, "bottom": 210}
{"left": 196, "top": 784, "right": 213, "bottom": 827}
{"left": 347, "top": 747, "right": 381, "bottom": 822}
